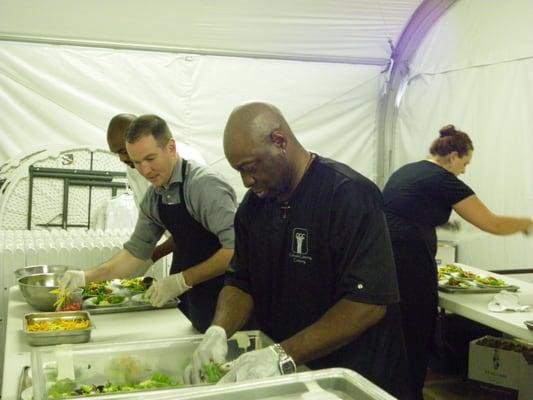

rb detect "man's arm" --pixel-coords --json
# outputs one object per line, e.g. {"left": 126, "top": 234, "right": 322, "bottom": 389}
{"left": 281, "top": 299, "right": 385, "bottom": 364}
{"left": 85, "top": 249, "right": 150, "bottom": 283}
{"left": 211, "top": 285, "right": 254, "bottom": 337}
{"left": 145, "top": 243, "right": 234, "bottom": 308}
{"left": 278, "top": 182, "right": 395, "bottom": 364}
{"left": 151, "top": 236, "right": 175, "bottom": 262}
{"left": 182, "top": 248, "right": 234, "bottom": 287}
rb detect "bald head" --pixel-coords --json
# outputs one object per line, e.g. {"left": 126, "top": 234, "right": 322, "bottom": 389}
{"left": 107, "top": 114, "right": 136, "bottom": 143}
{"left": 223, "top": 102, "right": 291, "bottom": 150}
{"left": 223, "top": 102, "right": 309, "bottom": 200}
{"left": 107, "top": 113, "right": 136, "bottom": 168}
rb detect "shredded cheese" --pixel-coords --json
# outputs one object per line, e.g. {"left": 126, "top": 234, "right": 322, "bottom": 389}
{"left": 27, "top": 319, "right": 90, "bottom": 332}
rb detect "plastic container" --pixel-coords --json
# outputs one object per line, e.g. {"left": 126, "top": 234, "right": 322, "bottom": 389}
{"left": 31, "top": 331, "right": 273, "bottom": 400}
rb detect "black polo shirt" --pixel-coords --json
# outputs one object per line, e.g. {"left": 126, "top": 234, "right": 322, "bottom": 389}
{"left": 226, "top": 155, "right": 408, "bottom": 398}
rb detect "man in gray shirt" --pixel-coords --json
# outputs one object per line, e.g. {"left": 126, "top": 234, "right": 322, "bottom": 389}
{"left": 62, "top": 115, "right": 237, "bottom": 332}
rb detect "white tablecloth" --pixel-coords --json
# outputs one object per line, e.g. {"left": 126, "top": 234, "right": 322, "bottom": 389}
{"left": 438, "top": 264, "right": 533, "bottom": 342}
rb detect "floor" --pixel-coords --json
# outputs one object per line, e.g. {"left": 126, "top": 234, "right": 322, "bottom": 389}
{"left": 423, "top": 370, "right": 517, "bottom": 400}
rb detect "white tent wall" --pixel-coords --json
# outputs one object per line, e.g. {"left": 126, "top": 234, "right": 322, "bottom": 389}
{"left": 392, "top": 0, "right": 533, "bottom": 270}
{"left": 0, "top": 0, "right": 426, "bottom": 200}
{"left": 0, "top": 40, "right": 385, "bottom": 200}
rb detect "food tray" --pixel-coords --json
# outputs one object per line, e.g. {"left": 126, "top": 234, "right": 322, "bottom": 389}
{"left": 438, "top": 284, "right": 519, "bottom": 294}
{"left": 82, "top": 297, "right": 179, "bottom": 315}
{"left": 79, "top": 278, "right": 178, "bottom": 314}
{"left": 31, "top": 331, "right": 274, "bottom": 400}
{"left": 23, "top": 311, "right": 94, "bottom": 346}
{"left": 437, "top": 263, "right": 519, "bottom": 294}
{"left": 72, "top": 368, "right": 397, "bottom": 400}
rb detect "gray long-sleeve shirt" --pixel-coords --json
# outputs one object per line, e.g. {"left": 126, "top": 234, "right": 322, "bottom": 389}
{"left": 124, "top": 158, "right": 237, "bottom": 260}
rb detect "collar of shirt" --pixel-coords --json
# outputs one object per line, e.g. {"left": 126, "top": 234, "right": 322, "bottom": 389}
{"left": 154, "top": 158, "right": 184, "bottom": 205}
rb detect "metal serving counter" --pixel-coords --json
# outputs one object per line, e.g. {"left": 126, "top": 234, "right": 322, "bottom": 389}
{"left": 1, "top": 286, "right": 196, "bottom": 400}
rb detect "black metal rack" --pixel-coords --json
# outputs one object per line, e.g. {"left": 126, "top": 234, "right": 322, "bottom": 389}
{"left": 27, "top": 166, "right": 127, "bottom": 230}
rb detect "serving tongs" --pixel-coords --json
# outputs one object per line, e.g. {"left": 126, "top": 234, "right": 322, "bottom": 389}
{"left": 17, "top": 365, "right": 31, "bottom": 400}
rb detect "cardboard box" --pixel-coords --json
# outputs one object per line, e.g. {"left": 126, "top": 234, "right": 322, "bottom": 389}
{"left": 468, "top": 336, "right": 533, "bottom": 400}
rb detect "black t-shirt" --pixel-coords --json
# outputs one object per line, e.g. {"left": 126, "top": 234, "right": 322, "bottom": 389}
{"left": 383, "top": 160, "right": 474, "bottom": 227}
{"left": 383, "top": 160, "right": 474, "bottom": 259}
{"left": 226, "top": 155, "right": 408, "bottom": 397}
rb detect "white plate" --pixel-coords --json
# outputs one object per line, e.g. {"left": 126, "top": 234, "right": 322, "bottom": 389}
{"left": 476, "top": 282, "right": 514, "bottom": 289}
{"left": 438, "top": 278, "right": 473, "bottom": 289}
{"left": 115, "top": 278, "right": 150, "bottom": 295}
{"left": 83, "top": 284, "right": 120, "bottom": 297}
{"left": 131, "top": 293, "right": 151, "bottom": 304}
{"left": 83, "top": 296, "right": 128, "bottom": 308}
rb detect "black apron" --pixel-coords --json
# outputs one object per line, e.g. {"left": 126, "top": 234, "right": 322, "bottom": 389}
{"left": 158, "top": 159, "right": 224, "bottom": 333}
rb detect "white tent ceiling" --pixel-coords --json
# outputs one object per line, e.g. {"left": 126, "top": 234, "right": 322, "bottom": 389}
{"left": 0, "top": 0, "right": 422, "bottom": 63}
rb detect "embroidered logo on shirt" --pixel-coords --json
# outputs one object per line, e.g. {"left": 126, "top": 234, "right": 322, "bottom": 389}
{"left": 289, "top": 228, "right": 312, "bottom": 264}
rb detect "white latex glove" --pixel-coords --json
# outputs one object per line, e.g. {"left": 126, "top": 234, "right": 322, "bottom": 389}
{"left": 59, "top": 270, "right": 86, "bottom": 290}
{"left": 218, "top": 346, "right": 280, "bottom": 384}
{"left": 183, "top": 325, "right": 228, "bottom": 385}
{"left": 145, "top": 272, "right": 192, "bottom": 307}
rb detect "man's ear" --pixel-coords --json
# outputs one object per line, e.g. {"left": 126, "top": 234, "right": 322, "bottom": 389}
{"left": 270, "top": 130, "right": 287, "bottom": 150}
{"left": 167, "top": 138, "right": 176, "bottom": 153}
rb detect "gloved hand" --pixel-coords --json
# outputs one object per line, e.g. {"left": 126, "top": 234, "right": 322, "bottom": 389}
{"left": 183, "top": 325, "right": 228, "bottom": 385}
{"left": 218, "top": 346, "right": 280, "bottom": 384}
{"left": 145, "top": 272, "right": 192, "bottom": 307}
{"left": 59, "top": 270, "right": 86, "bottom": 290}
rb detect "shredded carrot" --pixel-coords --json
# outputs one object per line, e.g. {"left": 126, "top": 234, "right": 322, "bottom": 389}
{"left": 27, "top": 319, "right": 90, "bottom": 332}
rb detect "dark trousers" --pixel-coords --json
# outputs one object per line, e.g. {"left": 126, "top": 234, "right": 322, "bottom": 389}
{"left": 399, "top": 282, "right": 437, "bottom": 400}
{"left": 393, "top": 242, "right": 438, "bottom": 400}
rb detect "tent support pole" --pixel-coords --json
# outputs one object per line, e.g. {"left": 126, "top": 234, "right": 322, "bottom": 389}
{"left": 376, "top": 0, "right": 459, "bottom": 188}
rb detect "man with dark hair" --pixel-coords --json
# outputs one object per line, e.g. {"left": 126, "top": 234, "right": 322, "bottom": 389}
{"left": 183, "top": 102, "right": 410, "bottom": 399}
{"left": 62, "top": 114, "right": 237, "bottom": 332}
{"left": 107, "top": 113, "right": 205, "bottom": 207}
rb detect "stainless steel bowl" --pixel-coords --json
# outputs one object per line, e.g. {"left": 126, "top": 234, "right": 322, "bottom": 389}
{"left": 18, "top": 273, "right": 63, "bottom": 311}
{"left": 14, "top": 264, "right": 69, "bottom": 280}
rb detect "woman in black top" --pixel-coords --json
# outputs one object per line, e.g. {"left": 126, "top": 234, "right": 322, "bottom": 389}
{"left": 383, "top": 125, "right": 533, "bottom": 400}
